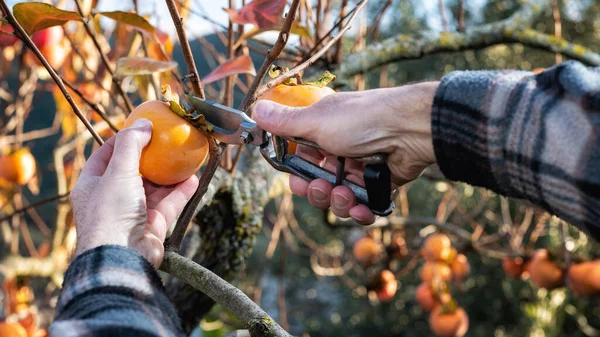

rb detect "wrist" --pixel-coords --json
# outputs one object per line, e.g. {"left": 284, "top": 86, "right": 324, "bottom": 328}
{"left": 392, "top": 81, "right": 438, "bottom": 164}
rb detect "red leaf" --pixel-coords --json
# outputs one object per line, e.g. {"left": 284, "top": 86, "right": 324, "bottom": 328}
{"left": 202, "top": 55, "right": 256, "bottom": 84}
{"left": 224, "top": 0, "right": 287, "bottom": 29}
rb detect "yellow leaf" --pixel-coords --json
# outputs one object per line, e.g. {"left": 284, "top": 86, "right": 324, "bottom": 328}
{"left": 13, "top": 2, "right": 82, "bottom": 35}
{"left": 96, "top": 11, "right": 156, "bottom": 39}
{"left": 114, "top": 57, "right": 178, "bottom": 80}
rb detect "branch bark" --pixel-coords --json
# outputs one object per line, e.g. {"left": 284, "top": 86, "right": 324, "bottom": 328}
{"left": 165, "top": 139, "right": 226, "bottom": 252}
{"left": 339, "top": 0, "right": 600, "bottom": 77}
{"left": 165, "top": 0, "right": 205, "bottom": 98}
{"left": 160, "top": 251, "right": 292, "bottom": 337}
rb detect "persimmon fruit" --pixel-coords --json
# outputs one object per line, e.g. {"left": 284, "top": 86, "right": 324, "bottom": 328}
{"left": 257, "top": 79, "right": 335, "bottom": 154}
{"left": 528, "top": 249, "right": 564, "bottom": 290}
{"left": 502, "top": 257, "right": 524, "bottom": 278}
{"left": 0, "top": 148, "right": 37, "bottom": 185}
{"left": 421, "top": 261, "right": 453, "bottom": 283}
{"left": 0, "top": 322, "right": 27, "bottom": 337}
{"left": 352, "top": 236, "right": 382, "bottom": 265}
{"left": 429, "top": 306, "right": 469, "bottom": 337}
{"left": 416, "top": 282, "right": 438, "bottom": 312}
{"left": 375, "top": 270, "right": 397, "bottom": 301}
{"left": 567, "top": 261, "right": 600, "bottom": 297}
{"left": 123, "top": 100, "right": 209, "bottom": 185}
{"left": 421, "top": 233, "right": 453, "bottom": 261}
{"left": 451, "top": 254, "right": 470, "bottom": 282}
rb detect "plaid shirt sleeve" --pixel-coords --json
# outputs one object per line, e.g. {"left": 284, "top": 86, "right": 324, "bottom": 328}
{"left": 432, "top": 60, "right": 600, "bottom": 239}
{"left": 49, "top": 245, "right": 185, "bottom": 337}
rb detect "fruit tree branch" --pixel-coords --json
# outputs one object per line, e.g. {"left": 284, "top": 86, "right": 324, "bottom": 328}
{"left": 165, "top": 139, "right": 226, "bottom": 252}
{"left": 165, "top": 0, "right": 205, "bottom": 98}
{"left": 250, "top": 0, "right": 367, "bottom": 105}
{"left": 73, "top": 0, "right": 135, "bottom": 114}
{"left": 239, "top": 0, "right": 301, "bottom": 112}
{"left": 0, "top": 1, "right": 104, "bottom": 145}
{"left": 160, "top": 251, "right": 292, "bottom": 337}
{"left": 338, "top": 0, "right": 600, "bottom": 78}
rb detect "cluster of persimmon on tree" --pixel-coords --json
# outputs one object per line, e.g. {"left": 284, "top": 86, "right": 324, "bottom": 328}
{"left": 353, "top": 232, "right": 470, "bottom": 337}
{"left": 503, "top": 249, "right": 600, "bottom": 297}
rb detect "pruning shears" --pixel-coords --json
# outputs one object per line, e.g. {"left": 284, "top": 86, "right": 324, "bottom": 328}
{"left": 184, "top": 95, "right": 395, "bottom": 217}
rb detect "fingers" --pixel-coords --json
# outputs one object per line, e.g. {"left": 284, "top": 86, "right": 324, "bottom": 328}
{"left": 349, "top": 205, "right": 376, "bottom": 225}
{"left": 146, "top": 175, "right": 199, "bottom": 241}
{"left": 289, "top": 176, "right": 309, "bottom": 197}
{"left": 253, "top": 100, "right": 319, "bottom": 139}
{"left": 330, "top": 186, "right": 355, "bottom": 218}
{"left": 307, "top": 179, "right": 333, "bottom": 209}
{"left": 105, "top": 118, "right": 152, "bottom": 177}
{"left": 80, "top": 137, "right": 116, "bottom": 177}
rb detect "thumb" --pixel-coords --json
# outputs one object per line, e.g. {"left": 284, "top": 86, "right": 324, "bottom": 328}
{"left": 253, "top": 100, "right": 318, "bottom": 139}
{"left": 105, "top": 118, "right": 152, "bottom": 176}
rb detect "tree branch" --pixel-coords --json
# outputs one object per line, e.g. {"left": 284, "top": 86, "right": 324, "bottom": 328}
{"left": 165, "top": 0, "right": 205, "bottom": 98}
{"left": 160, "top": 251, "right": 292, "bottom": 337}
{"left": 73, "top": 0, "right": 134, "bottom": 114}
{"left": 0, "top": 1, "right": 104, "bottom": 145}
{"left": 339, "top": 0, "right": 600, "bottom": 77}
{"left": 165, "top": 139, "right": 226, "bottom": 252}
{"left": 248, "top": 0, "right": 367, "bottom": 107}
{"left": 239, "top": 0, "right": 301, "bottom": 112}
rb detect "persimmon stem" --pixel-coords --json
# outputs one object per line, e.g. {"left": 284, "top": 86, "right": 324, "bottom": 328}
{"left": 73, "top": 0, "right": 134, "bottom": 114}
{"left": 164, "top": 0, "right": 205, "bottom": 99}
{"left": 238, "top": 0, "right": 301, "bottom": 112}
{"left": 165, "top": 139, "right": 226, "bottom": 252}
{"left": 0, "top": 1, "right": 104, "bottom": 145}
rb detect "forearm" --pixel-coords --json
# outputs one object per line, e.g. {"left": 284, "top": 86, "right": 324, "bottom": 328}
{"left": 49, "top": 245, "right": 185, "bottom": 337}
{"left": 432, "top": 61, "right": 600, "bottom": 239}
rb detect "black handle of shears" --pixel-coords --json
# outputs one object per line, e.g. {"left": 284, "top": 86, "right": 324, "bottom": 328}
{"left": 281, "top": 154, "right": 395, "bottom": 216}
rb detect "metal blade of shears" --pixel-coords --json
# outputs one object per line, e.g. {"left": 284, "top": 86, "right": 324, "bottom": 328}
{"left": 184, "top": 94, "right": 265, "bottom": 147}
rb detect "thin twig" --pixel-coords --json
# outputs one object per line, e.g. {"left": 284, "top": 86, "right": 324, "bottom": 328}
{"left": 239, "top": 0, "right": 301, "bottom": 112}
{"left": 165, "top": 0, "right": 205, "bottom": 98}
{"left": 552, "top": 0, "right": 562, "bottom": 64}
{"left": 63, "top": 80, "right": 120, "bottom": 133}
{"left": 0, "top": 193, "right": 70, "bottom": 223}
{"left": 250, "top": 0, "right": 367, "bottom": 105}
{"left": 438, "top": 0, "right": 449, "bottom": 31}
{"left": 457, "top": 0, "right": 465, "bottom": 32}
{"left": 278, "top": 242, "right": 288, "bottom": 331}
{"left": 366, "top": 0, "right": 392, "bottom": 40}
{"left": 0, "top": 1, "right": 104, "bottom": 145}
{"left": 165, "top": 140, "right": 226, "bottom": 252}
{"left": 334, "top": 0, "right": 348, "bottom": 65}
{"left": 73, "top": 0, "right": 134, "bottom": 114}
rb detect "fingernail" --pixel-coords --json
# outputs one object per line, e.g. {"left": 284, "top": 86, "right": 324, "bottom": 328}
{"left": 130, "top": 118, "right": 152, "bottom": 131}
{"left": 254, "top": 100, "right": 275, "bottom": 121}
{"left": 309, "top": 187, "right": 328, "bottom": 203}
{"left": 332, "top": 192, "right": 351, "bottom": 209}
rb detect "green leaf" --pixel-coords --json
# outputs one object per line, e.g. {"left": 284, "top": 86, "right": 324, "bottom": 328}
{"left": 13, "top": 2, "right": 82, "bottom": 35}
{"left": 114, "top": 57, "right": 178, "bottom": 80}
{"left": 96, "top": 11, "right": 156, "bottom": 38}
